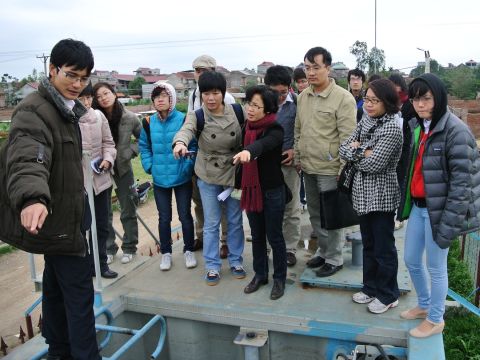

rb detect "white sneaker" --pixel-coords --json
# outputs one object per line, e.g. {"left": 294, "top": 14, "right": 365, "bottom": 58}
{"left": 368, "top": 298, "right": 399, "bottom": 314}
{"left": 184, "top": 251, "right": 197, "bottom": 269}
{"left": 121, "top": 253, "right": 134, "bottom": 264}
{"left": 352, "top": 291, "right": 375, "bottom": 304}
{"left": 106, "top": 255, "right": 114, "bottom": 265}
{"left": 160, "top": 253, "right": 172, "bottom": 271}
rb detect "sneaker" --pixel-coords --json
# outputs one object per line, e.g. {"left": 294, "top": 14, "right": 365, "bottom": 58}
{"left": 121, "top": 254, "right": 134, "bottom": 264}
{"left": 394, "top": 220, "right": 404, "bottom": 230}
{"left": 160, "top": 253, "right": 172, "bottom": 271}
{"left": 184, "top": 251, "right": 197, "bottom": 269}
{"left": 368, "top": 298, "right": 399, "bottom": 314}
{"left": 106, "top": 254, "right": 114, "bottom": 265}
{"left": 230, "top": 265, "right": 246, "bottom": 279}
{"left": 205, "top": 269, "right": 220, "bottom": 286}
{"left": 286, "top": 251, "right": 297, "bottom": 267}
{"left": 352, "top": 291, "right": 375, "bottom": 304}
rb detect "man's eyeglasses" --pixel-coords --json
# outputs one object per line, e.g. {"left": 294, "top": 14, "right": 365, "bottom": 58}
{"left": 409, "top": 95, "right": 434, "bottom": 104}
{"left": 246, "top": 101, "right": 264, "bottom": 110}
{"left": 363, "top": 97, "right": 381, "bottom": 105}
{"left": 57, "top": 67, "right": 90, "bottom": 85}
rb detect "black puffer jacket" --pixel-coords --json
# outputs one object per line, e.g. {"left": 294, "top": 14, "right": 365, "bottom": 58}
{"left": 0, "top": 78, "right": 88, "bottom": 256}
{"left": 398, "top": 74, "right": 480, "bottom": 248}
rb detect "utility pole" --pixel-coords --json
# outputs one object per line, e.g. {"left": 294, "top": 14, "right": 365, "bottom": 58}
{"left": 374, "top": 0, "right": 377, "bottom": 74}
{"left": 417, "top": 48, "right": 431, "bottom": 74}
{"left": 36, "top": 54, "right": 50, "bottom": 77}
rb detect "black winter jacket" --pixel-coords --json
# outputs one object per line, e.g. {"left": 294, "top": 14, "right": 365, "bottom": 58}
{"left": 0, "top": 78, "right": 88, "bottom": 256}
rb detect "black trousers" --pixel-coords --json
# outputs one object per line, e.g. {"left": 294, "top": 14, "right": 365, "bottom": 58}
{"left": 359, "top": 211, "right": 399, "bottom": 305}
{"left": 88, "top": 188, "right": 110, "bottom": 273}
{"left": 42, "top": 253, "right": 101, "bottom": 360}
{"left": 247, "top": 186, "right": 287, "bottom": 282}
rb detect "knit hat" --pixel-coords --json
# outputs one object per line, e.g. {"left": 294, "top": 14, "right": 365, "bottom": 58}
{"left": 151, "top": 82, "right": 176, "bottom": 113}
{"left": 192, "top": 55, "right": 216, "bottom": 70}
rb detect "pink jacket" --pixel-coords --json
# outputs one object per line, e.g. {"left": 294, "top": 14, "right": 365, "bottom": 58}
{"left": 79, "top": 108, "right": 117, "bottom": 195}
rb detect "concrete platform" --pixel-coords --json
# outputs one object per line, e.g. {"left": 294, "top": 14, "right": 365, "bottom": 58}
{"left": 7, "top": 212, "right": 433, "bottom": 359}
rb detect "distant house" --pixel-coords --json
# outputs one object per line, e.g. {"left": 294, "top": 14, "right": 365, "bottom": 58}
{"left": 330, "top": 62, "right": 349, "bottom": 79}
{"left": 229, "top": 70, "right": 264, "bottom": 90}
{"left": 465, "top": 60, "right": 479, "bottom": 69}
{"left": 257, "top": 61, "right": 274, "bottom": 74}
{"left": 15, "top": 82, "right": 39, "bottom": 101}
{"left": 166, "top": 72, "right": 196, "bottom": 99}
{"left": 135, "top": 67, "right": 161, "bottom": 76}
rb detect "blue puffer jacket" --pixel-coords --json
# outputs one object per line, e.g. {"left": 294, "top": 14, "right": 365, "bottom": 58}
{"left": 139, "top": 109, "right": 196, "bottom": 188}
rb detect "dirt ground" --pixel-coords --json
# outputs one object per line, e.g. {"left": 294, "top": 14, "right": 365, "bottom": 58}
{"left": 0, "top": 196, "right": 172, "bottom": 357}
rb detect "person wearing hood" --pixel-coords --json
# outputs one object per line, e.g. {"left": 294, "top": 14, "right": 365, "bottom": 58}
{"left": 78, "top": 82, "right": 118, "bottom": 279}
{"left": 397, "top": 73, "right": 480, "bottom": 338}
{"left": 139, "top": 82, "right": 197, "bottom": 271}
{"left": 339, "top": 78, "right": 403, "bottom": 314}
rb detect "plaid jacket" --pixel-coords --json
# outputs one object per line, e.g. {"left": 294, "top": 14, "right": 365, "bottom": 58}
{"left": 339, "top": 114, "right": 403, "bottom": 215}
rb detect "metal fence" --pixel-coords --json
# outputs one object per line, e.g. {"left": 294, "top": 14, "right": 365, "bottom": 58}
{"left": 461, "top": 232, "right": 480, "bottom": 307}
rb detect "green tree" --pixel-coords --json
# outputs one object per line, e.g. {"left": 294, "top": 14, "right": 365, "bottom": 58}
{"left": 349, "top": 41, "right": 368, "bottom": 71}
{"left": 445, "top": 66, "right": 477, "bottom": 99}
{"left": 409, "top": 59, "right": 443, "bottom": 78}
{"left": 128, "top": 76, "right": 146, "bottom": 96}
{"left": 367, "top": 47, "right": 386, "bottom": 74}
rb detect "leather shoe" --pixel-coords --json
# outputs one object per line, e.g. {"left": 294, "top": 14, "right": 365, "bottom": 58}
{"left": 409, "top": 319, "right": 445, "bottom": 338}
{"left": 315, "top": 263, "right": 343, "bottom": 277}
{"left": 270, "top": 280, "right": 285, "bottom": 300}
{"left": 286, "top": 251, "right": 297, "bottom": 267}
{"left": 306, "top": 256, "right": 325, "bottom": 268}
{"left": 193, "top": 238, "right": 203, "bottom": 251}
{"left": 101, "top": 269, "right": 118, "bottom": 279}
{"left": 220, "top": 243, "right": 228, "bottom": 259}
{"left": 244, "top": 277, "right": 268, "bottom": 294}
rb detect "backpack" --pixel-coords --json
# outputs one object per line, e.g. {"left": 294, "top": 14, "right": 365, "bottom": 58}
{"left": 195, "top": 103, "right": 244, "bottom": 139}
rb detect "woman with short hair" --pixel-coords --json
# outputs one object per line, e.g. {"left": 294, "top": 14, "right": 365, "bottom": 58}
{"left": 173, "top": 71, "right": 245, "bottom": 286}
{"left": 339, "top": 78, "right": 403, "bottom": 314}
{"left": 233, "top": 85, "right": 287, "bottom": 300}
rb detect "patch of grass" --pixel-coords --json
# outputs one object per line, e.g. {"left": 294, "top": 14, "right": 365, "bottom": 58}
{"left": 443, "top": 238, "right": 480, "bottom": 359}
{"left": 0, "top": 244, "right": 16, "bottom": 256}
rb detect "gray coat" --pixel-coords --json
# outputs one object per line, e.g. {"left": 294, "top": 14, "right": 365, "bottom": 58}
{"left": 114, "top": 109, "right": 142, "bottom": 177}
{"left": 398, "top": 111, "right": 480, "bottom": 248}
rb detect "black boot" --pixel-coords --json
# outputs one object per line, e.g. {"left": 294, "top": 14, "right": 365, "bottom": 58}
{"left": 270, "top": 280, "right": 285, "bottom": 300}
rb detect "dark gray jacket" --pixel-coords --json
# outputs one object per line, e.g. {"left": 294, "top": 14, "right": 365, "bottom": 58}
{"left": 398, "top": 111, "right": 480, "bottom": 248}
{"left": 0, "top": 78, "right": 88, "bottom": 256}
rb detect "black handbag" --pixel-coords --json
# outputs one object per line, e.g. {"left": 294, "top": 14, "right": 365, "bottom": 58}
{"left": 319, "top": 188, "right": 359, "bottom": 230}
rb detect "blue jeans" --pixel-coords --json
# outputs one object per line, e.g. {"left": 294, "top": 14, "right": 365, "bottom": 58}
{"left": 153, "top": 182, "right": 194, "bottom": 254}
{"left": 404, "top": 204, "right": 449, "bottom": 323}
{"left": 197, "top": 179, "right": 244, "bottom": 271}
{"left": 247, "top": 186, "right": 287, "bottom": 282}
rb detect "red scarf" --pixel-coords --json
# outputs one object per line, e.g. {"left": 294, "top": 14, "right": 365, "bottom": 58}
{"left": 240, "top": 113, "right": 276, "bottom": 212}
{"left": 399, "top": 90, "right": 409, "bottom": 104}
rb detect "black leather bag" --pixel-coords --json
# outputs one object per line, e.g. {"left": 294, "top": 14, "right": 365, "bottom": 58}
{"left": 320, "top": 188, "right": 359, "bottom": 230}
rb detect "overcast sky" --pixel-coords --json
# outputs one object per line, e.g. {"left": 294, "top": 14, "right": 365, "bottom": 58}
{"left": 1, "top": 0, "right": 479, "bottom": 79}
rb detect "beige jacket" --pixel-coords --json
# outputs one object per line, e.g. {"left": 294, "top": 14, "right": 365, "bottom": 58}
{"left": 79, "top": 108, "right": 117, "bottom": 195}
{"left": 173, "top": 104, "right": 243, "bottom": 186}
{"left": 294, "top": 79, "right": 356, "bottom": 175}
